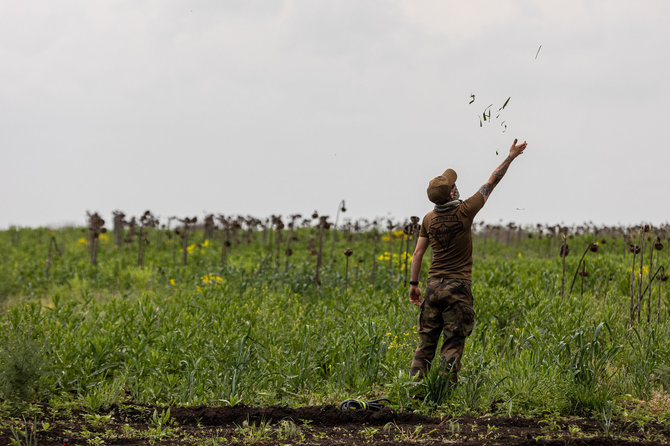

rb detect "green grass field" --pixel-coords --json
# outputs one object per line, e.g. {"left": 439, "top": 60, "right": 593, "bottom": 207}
{"left": 1, "top": 221, "right": 669, "bottom": 425}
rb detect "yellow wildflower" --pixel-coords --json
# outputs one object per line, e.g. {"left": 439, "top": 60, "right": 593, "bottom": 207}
{"left": 377, "top": 252, "right": 412, "bottom": 265}
{"left": 381, "top": 230, "right": 406, "bottom": 242}
{"left": 169, "top": 278, "right": 176, "bottom": 286}
{"left": 77, "top": 238, "right": 88, "bottom": 245}
{"left": 628, "top": 266, "right": 650, "bottom": 275}
{"left": 201, "top": 274, "right": 224, "bottom": 285}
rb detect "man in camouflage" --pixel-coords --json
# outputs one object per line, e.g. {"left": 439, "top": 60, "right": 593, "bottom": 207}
{"left": 409, "top": 138, "right": 528, "bottom": 382}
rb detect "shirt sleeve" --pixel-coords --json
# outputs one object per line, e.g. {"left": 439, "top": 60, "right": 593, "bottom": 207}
{"left": 461, "top": 192, "right": 486, "bottom": 220}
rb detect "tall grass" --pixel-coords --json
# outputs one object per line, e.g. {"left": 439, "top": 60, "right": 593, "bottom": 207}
{"left": 0, "top": 223, "right": 668, "bottom": 418}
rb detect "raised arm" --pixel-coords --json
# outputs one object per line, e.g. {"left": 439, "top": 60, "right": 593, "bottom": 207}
{"left": 479, "top": 138, "right": 527, "bottom": 202}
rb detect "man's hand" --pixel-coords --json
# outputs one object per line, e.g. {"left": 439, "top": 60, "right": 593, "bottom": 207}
{"left": 409, "top": 285, "right": 422, "bottom": 306}
{"left": 509, "top": 138, "right": 527, "bottom": 159}
{"left": 480, "top": 138, "right": 528, "bottom": 201}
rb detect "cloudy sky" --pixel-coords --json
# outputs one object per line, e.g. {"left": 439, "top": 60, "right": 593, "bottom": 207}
{"left": 2, "top": 1, "right": 668, "bottom": 229}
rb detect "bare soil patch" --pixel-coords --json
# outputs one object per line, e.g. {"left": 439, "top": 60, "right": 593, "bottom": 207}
{"left": 1, "top": 402, "right": 668, "bottom": 445}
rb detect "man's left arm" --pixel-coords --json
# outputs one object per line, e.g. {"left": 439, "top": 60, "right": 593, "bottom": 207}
{"left": 409, "top": 236, "right": 429, "bottom": 306}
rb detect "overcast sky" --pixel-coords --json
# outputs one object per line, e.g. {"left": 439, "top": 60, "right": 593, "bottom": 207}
{"left": 2, "top": 1, "right": 669, "bottom": 229}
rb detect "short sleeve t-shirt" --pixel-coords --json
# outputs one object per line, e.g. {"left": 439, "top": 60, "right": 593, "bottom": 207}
{"left": 419, "top": 192, "right": 486, "bottom": 280}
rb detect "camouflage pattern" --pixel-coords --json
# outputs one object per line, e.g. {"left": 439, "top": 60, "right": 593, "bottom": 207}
{"left": 410, "top": 278, "right": 475, "bottom": 382}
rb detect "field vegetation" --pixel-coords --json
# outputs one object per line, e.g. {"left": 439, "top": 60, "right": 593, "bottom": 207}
{"left": 0, "top": 213, "right": 669, "bottom": 443}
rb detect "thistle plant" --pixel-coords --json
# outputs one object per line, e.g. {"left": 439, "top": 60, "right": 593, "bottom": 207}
{"left": 86, "top": 211, "right": 106, "bottom": 266}
{"left": 112, "top": 210, "right": 126, "bottom": 247}
{"left": 314, "top": 216, "right": 330, "bottom": 286}
{"left": 646, "top": 236, "right": 662, "bottom": 322}
{"left": 272, "top": 215, "right": 284, "bottom": 271}
{"left": 559, "top": 234, "right": 569, "bottom": 298}
{"left": 285, "top": 214, "right": 301, "bottom": 272}
{"left": 402, "top": 221, "right": 416, "bottom": 286}
{"left": 137, "top": 210, "right": 158, "bottom": 267}
{"left": 635, "top": 227, "right": 650, "bottom": 324}
{"left": 330, "top": 200, "right": 346, "bottom": 261}
{"left": 568, "top": 241, "right": 598, "bottom": 297}
{"left": 386, "top": 219, "right": 395, "bottom": 276}
{"left": 658, "top": 267, "right": 667, "bottom": 324}
{"left": 344, "top": 248, "right": 353, "bottom": 290}
{"left": 370, "top": 224, "right": 379, "bottom": 285}
{"left": 217, "top": 215, "right": 232, "bottom": 266}
{"left": 628, "top": 243, "right": 641, "bottom": 326}
{"left": 176, "top": 217, "right": 197, "bottom": 266}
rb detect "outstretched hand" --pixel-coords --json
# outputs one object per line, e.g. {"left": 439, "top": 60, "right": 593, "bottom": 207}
{"left": 509, "top": 138, "right": 527, "bottom": 159}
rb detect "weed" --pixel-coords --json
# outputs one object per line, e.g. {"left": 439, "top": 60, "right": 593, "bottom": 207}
{"left": 8, "top": 418, "right": 38, "bottom": 446}
{"left": 276, "top": 419, "right": 303, "bottom": 441}
{"left": 0, "top": 325, "right": 45, "bottom": 403}
{"left": 235, "top": 418, "right": 272, "bottom": 443}
{"left": 359, "top": 426, "right": 379, "bottom": 439}
{"left": 146, "top": 408, "right": 177, "bottom": 443}
{"left": 568, "top": 424, "right": 582, "bottom": 434}
{"left": 83, "top": 413, "right": 113, "bottom": 430}
{"left": 598, "top": 401, "right": 614, "bottom": 436}
{"left": 421, "top": 359, "right": 454, "bottom": 406}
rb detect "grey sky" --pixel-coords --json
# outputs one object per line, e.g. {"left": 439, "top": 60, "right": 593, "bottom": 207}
{"left": 2, "top": 1, "right": 668, "bottom": 229}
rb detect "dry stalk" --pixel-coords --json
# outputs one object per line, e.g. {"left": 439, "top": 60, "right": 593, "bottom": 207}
{"left": 329, "top": 200, "right": 346, "bottom": 262}
{"left": 629, "top": 243, "right": 641, "bottom": 326}
{"left": 177, "top": 217, "right": 197, "bottom": 266}
{"left": 112, "top": 211, "right": 126, "bottom": 247}
{"left": 314, "top": 216, "right": 329, "bottom": 286}
{"left": 371, "top": 227, "right": 378, "bottom": 285}
{"left": 637, "top": 229, "right": 647, "bottom": 324}
{"left": 86, "top": 212, "right": 106, "bottom": 266}
{"left": 344, "top": 248, "right": 353, "bottom": 290}
{"left": 559, "top": 234, "right": 569, "bottom": 298}
{"left": 138, "top": 211, "right": 158, "bottom": 267}
{"left": 387, "top": 220, "right": 394, "bottom": 276}
{"left": 45, "top": 235, "right": 61, "bottom": 280}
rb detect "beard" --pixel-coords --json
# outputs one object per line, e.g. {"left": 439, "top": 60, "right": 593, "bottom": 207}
{"left": 451, "top": 184, "right": 460, "bottom": 200}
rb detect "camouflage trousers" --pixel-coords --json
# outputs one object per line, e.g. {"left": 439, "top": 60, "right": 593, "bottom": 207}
{"left": 410, "top": 278, "right": 475, "bottom": 382}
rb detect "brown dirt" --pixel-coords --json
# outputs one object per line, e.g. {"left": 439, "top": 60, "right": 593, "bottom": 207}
{"left": 1, "top": 402, "right": 669, "bottom": 445}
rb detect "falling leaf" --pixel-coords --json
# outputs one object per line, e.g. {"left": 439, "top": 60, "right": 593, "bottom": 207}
{"left": 535, "top": 44, "right": 542, "bottom": 60}
{"left": 496, "top": 150, "right": 499, "bottom": 155}
{"left": 499, "top": 97, "right": 511, "bottom": 111}
{"left": 482, "top": 111, "right": 487, "bottom": 122}
{"left": 469, "top": 94, "right": 475, "bottom": 104}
